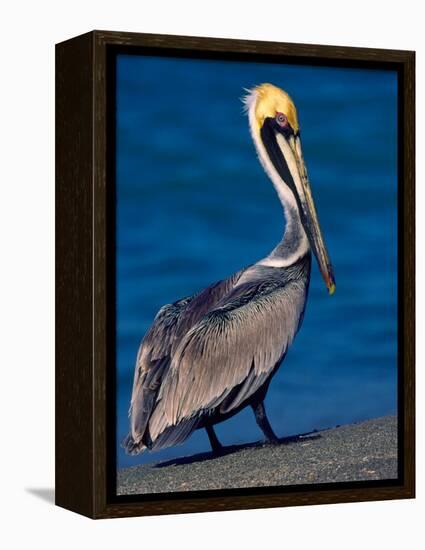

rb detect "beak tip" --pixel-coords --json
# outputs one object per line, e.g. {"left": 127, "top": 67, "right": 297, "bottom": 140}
{"left": 328, "top": 282, "right": 336, "bottom": 296}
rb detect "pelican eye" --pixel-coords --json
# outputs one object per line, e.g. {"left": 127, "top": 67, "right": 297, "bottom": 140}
{"left": 276, "top": 112, "right": 288, "bottom": 127}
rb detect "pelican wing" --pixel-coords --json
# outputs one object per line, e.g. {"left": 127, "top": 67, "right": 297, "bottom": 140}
{"left": 125, "top": 296, "right": 191, "bottom": 453}
{"left": 148, "top": 275, "right": 309, "bottom": 443}
{"left": 126, "top": 269, "right": 244, "bottom": 452}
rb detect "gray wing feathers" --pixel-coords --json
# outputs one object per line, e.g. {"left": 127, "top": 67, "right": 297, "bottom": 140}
{"left": 127, "top": 270, "right": 244, "bottom": 449}
{"left": 148, "top": 279, "right": 307, "bottom": 441}
{"left": 150, "top": 417, "right": 199, "bottom": 451}
{"left": 128, "top": 299, "right": 191, "bottom": 450}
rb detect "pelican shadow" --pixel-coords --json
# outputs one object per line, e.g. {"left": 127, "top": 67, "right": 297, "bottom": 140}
{"left": 154, "top": 431, "right": 322, "bottom": 468}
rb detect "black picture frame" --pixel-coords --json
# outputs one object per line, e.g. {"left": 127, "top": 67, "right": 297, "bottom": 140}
{"left": 56, "top": 30, "right": 415, "bottom": 519}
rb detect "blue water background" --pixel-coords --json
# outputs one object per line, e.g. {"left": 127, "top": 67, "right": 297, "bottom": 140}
{"left": 116, "top": 55, "right": 398, "bottom": 469}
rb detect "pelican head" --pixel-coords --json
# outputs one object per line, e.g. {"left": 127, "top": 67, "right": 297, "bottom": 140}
{"left": 244, "top": 83, "right": 335, "bottom": 295}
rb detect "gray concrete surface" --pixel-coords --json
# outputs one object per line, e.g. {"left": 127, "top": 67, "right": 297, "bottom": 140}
{"left": 117, "top": 416, "right": 397, "bottom": 495}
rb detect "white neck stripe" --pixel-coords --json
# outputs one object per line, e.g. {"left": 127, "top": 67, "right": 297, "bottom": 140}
{"left": 245, "top": 89, "right": 309, "bottom": 268}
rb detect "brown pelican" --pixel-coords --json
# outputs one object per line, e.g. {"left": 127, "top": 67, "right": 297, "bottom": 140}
{"left": 123, "top": 83, "right": 335, "bottom": 456}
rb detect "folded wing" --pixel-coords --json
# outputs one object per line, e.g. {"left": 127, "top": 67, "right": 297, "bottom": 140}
{"left": 148, "top": 277, "right": 308, "bottom": 446}
{"left": 125, "top": 270, "right": 244, "bottom": 453}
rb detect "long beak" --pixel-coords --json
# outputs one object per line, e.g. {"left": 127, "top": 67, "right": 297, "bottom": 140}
{"left": 260, "top": 120, "right": 336, "bottom": 294}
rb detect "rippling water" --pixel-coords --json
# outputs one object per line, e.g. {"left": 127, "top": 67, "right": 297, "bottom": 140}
{"left": 115, "top": 54, "right": 398, "bottom": 469}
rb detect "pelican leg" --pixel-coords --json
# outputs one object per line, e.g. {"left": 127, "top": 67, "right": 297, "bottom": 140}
{"left": 252, "top": 401, "right": 279, "bottom": 444}
{"left": 205, "top": 424, "right": 224, "bottom": 454}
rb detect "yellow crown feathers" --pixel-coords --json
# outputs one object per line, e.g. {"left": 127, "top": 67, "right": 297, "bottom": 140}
{"left": 251, "top": 83, "right": 299, "bottom": 133}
